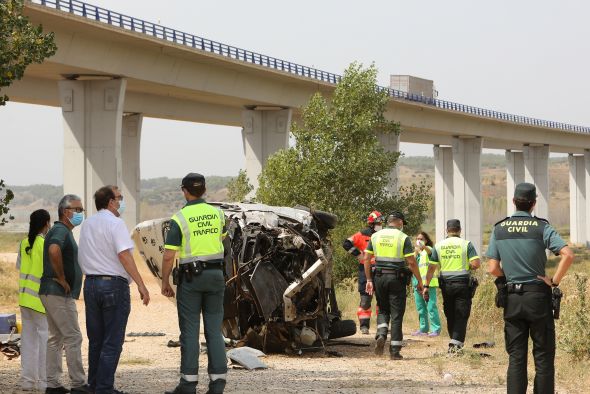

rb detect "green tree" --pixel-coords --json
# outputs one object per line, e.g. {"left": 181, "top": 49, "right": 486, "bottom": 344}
{"left": 1, "top": 0, "right": 57, "bottom": 106}
{"left": 227, "top": 169, "right": 253, "bottom": 202}
{"left": 256, "top": 63, "right": 431, "bottom": 280}
{"left": 0, "top": 179, "right": 15, "bottom": 226}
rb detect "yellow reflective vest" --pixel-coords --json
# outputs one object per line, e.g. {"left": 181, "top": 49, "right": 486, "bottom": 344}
{"left": 434, "top": 237, "right": 471, "bottom": 276}
{"left": 418, "top": 250, "right": 438, "bottom": 287}
{"left": 368, "top": 228, "right": 408, "bottom": 269}
{"left": 170, "top": 203, "right": 225, "bottom": 264}
{"left": 18, "top": 236, "right": 46, "bottom": 313}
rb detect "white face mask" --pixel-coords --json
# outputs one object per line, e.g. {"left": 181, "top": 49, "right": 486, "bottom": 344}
{"left": 374, "top": 225, "right": 383, "bottom": 232}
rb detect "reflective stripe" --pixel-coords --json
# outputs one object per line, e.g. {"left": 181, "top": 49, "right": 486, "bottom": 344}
{"left": 179, "top": 252, "right": 224, "bottom": 264}
{"left": 181, "top": 374, "right": 198, "bottom": 382}
{"left": 209, "top": 373, "right": 227, "bottom": 381}
{"left": 377, "top": 323, "right": 389, "bottom": 329}
{"left": 396, "top": 234, "right": 403, "bottom": 258}
{"left": 440, "top": 270, "right": 470, "bottom": 277}
{"left": 19, "top": 287, "right": 41, "bottom": 298}
{"left": 376, "top": 257, "right": 405, "bottom": 263}
{"left": 449, "top": 339, "right": 464, "bottom": 346}
{"left": 175, "top": 210, "right": 192, "bottom": 257}
{"left": 19, "top": 272, "right": 41, "bottom": 285}
{"left": 461, "top": 240, "right": 468, "bottom": 271}
{"left": 390, "top": 340, "right": 403, "bottom": 346}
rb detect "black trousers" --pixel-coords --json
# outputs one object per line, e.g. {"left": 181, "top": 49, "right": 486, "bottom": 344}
{"left": 504, "top": 291, "right": 555, "bottom": 394}
{"left": 440, "top": 280, "right": 471, "bottom": 346}
{"left": 374, "top": 274, "right": 406, "bottom": 348}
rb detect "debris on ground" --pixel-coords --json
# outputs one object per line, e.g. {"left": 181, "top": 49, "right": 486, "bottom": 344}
{"left": 127, "top": 332, "right": 166, "bottom": 337}
{"left": 227, "top": 347, "right": 268, "bottom": 370}
{"left": 473, "top": 341, "right": 495, "bottom": 348}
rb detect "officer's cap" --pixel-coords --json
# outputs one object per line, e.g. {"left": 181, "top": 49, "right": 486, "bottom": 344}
{"left": 446, "top": 219, "right": 461, "bottom": 229}
{"left": 388, "top": 211, "right": 407, "bottom": 225}
{"left": 181, "top": 173, "right": 206, "bottom": 189}
{"left": 514, "top": 182, "right": 536, "bottom": 201}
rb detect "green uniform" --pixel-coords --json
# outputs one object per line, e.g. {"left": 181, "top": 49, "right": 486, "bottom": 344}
{"left": 365, "top": 227, "right": 413, "bottom": 354}
{"left": 412, "top": 251, "right": 441, "bottom": 334}
{"left": 39, "top": 222, "right": 82, "bottom": 299}
{"left": 429, "top": 236, "right": 479, "bottom": 348}
{"left": 165, "top": 199, "right": 227, "bottom": 394}
{"left": 486, "top": 211, "right": 566, "bottom": 393}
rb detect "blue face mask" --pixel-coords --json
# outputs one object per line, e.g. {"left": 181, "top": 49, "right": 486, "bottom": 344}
{"left": 70, "top": 212, "right": 85, "bottom": 227}
{"left": 117, "top": 199, "right": 126, "bottom": 216}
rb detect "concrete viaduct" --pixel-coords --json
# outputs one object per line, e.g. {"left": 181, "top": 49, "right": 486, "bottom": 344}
{"left": 6, "top": 0, "right": 590, "bottom": 251}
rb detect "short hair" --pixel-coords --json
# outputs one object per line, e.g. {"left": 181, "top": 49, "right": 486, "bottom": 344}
{"left": 185, "top": 184, "right": 205, "bottom": 198}
{"left": 514, "top": 198, "right": 535, "bottom": 212}
{"left": 94, "top": 185, "right": 117, "bottom": 210}
{"left": 58, "top": 194, "right": 81, "bottom": 218}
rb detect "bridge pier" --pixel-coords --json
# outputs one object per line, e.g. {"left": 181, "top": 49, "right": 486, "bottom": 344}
{"left": 505, "top": 150, "right": 524, "bottom": 215}
{"left": 378, "top": 132, "right": 401, "bottom": 193}
{"left": 452, "top": 137, "right": 483, "bottom": 253}
{"left": 241, "top": 108, "right": 291, "bottom": 195}
{"left": 569, "top": 153, "right": 588, "bottom": 245}
{"left": 434, "top": 145, "right": 454, "bottom": 243}
{"left": 59, "top": 78, "right": 138, "bottom": 230}
{"left": 523, "top": 145, "right": 550, "bottom": 220}
{"left": 121, "top": 113, "right": 143, "bottom": 228}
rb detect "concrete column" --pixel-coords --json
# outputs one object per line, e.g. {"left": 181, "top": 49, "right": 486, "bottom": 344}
{"left": 452, "top": 137, "right": 483, "bottom": 253}
{"left": 377, "top": 132, "right": 401, "bottom": 193}
{"left": 121, "top": 113, "right": 143, "bottom": 229}
{"left": 433, "top": 145, "right": 454, "bottom": 243}
{"left": 505, "top": 150, "right": 524, "bottom": 216}
{"left": 523, "top": 145, "right": 550, "bottom": 220}
{"left": 584, "top": 150, "right": 590, "bottom": 246}
{"left": 242, "top": 108, "right": 291, "bottom": 193}
{"left": 59, "top": 78, "right": 126, "bottom": 218}
{"left": 569, "top": 154, "right": 586, "bottom": 245}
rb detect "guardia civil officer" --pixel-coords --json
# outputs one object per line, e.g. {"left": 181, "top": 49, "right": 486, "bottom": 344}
{"left": 364, "top": 212, "right": 423, "bottom": 360}
{"left": 161, "top": 173, "right": 227, "bottom": 394}
{"left": 486, "top": 182, "right": 574, "bottom": 394}
{"left": 423, "top": 219, "right": 480, "bottom": 354}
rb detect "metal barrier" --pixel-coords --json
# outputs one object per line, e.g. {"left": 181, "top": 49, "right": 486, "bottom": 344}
{"left": 30, "top": 0, "right": 590, "bottom": 134}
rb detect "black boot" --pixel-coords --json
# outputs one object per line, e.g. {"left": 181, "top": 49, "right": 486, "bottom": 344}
{"left": 374, "top": 335, "right": 386, "bottom": 356}
{"left": 206, "top": 379, "right": 226, "bottom": 394}
{"left": 164, "top": 378, "right": 197, "bottom": 394}
{"left": 390, "top": 345, "right": 403, "bottom": 360}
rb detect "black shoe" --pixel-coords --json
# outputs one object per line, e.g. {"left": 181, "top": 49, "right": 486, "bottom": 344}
{"left": 164, "top": 387, "right": 196, "bottom": 394}
{"left": 71, "top": 384, "right": 92, "bottom": 393}
{"left": 390, "top": 352, "right": 403, "bottom": 360}
{"left": 360, "top": 326, "right": 370, "bottom": 335}
{"left": 374, "top": 335, "right": 386, "bottom": 356}
{"left": 206, "top": 379, "right": 226, "bottom": 394}
{"left": 46, "top": 387, "right": 71, "bottom": 394}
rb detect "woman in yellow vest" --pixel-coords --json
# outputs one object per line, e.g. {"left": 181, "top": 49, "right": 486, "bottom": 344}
{"left": 411, "top": 231, "right": 441, "bottom": 337}
{"left": 16, "top": 209, "right": 51, "bottom": 391}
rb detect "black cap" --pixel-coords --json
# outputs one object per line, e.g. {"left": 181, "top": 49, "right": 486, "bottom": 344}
{"left": 388, "top": 211, "right": 407, "bottom": 225}
{"left": 514, "top": 182, "right": 536, "bottom": 201}
{"left": 446, "top": 219, "right": 461, "bottom": 229}
{"left": 181, "top": 173, "right": 206, "bottom": 189}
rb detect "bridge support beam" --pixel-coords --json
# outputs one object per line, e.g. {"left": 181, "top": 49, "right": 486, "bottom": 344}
{"left": 241, "top": 108, "right": 291, "bottom": 195}
{"left": 506, "top": 150, "right": 524, "bottom": 215}
{"left": 434, "top": 145, "right": 454, "bottom": 243}
{"left": 452, "top": 137, "right": 483, "bottom": 253}
{"left": 59, "top": 78, "right": 129, "bottom": 223}
{"left": 569, "top": 153, "right": 587, "bottom": 245}
{"left": 378, "top": 132, "right": 401, "bottom": 193}
{"left": 121, "top": 113, "right": 143, "bottom": 228}
{"left": 523, "top": 145, "right": 550, "bottom": 220}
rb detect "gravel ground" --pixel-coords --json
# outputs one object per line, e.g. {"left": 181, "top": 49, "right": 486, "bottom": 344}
{"left": 0, "top": 254, "right": 549, "bottom": 393}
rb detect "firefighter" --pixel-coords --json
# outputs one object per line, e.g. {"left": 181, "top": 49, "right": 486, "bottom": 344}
{"left": 342, "top": 211, "right": 383, "bottom": 334}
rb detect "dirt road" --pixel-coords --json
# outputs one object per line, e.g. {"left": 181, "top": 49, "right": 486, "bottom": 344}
{"left": 0, "top": 256, "right": 514, "bottom": 393}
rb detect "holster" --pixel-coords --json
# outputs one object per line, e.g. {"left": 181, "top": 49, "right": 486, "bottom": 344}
{"left": 469, "top": 276, "right": 479, "bottom": 299}
{"left": 552, "top": 287, "right": 563, "bottom": 320}
{"left": 180, "top": 261, "right": 204, "bottom": 283}
{"left": 494, "top": 276, "right": 508, "bottom": 308}
{"left": 172, "top": 265, "right": 180, "bottom": 286}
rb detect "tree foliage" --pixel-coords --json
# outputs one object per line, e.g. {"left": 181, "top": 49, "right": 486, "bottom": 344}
{"left": 256, "top": 63, "right": 431, "bottom": 280}
{"left": 1, "top": 0, "right": 57, "bottom": 106}
{"left": 227, "top": 170, "right": 253, "bottom": 202}
{"left": 0, "top": 179, "right": 15, "bottom": 226}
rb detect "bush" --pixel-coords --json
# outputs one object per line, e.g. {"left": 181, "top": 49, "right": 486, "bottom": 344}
{"left": 558, "top": 273, "right": 590, "bottom": 360}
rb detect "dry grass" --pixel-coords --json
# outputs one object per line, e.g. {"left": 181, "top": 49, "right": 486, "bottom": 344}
{"left": 0, "top": 232, "right": 24, "bottom": 253}
{"left": 0, "top": 261, "right": 19, "bottom": 310}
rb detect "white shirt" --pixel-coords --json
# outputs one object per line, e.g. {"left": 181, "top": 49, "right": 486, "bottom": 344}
{"left": 78, "top": 209, "right": 134, "bottom": 283}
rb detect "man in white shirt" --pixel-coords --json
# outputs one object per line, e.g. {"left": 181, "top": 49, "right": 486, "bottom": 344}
{"left": 78, "top": 185, "right": 150, "bottom": 394}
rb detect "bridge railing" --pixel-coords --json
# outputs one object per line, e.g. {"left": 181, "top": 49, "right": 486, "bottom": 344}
{"left": 31, "top": 0, "right": 590, "bottom": 134}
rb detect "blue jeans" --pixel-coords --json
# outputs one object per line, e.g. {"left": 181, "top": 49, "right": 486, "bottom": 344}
{"left": 84, "top": 276, "right": 130, "bottom": 394}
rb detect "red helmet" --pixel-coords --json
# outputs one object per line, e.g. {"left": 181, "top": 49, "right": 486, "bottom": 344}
{"left": 367, "top": 211, "right": 383, "bottom": 225}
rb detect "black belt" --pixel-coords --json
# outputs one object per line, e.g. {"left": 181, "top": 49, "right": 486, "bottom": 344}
{"left": 440, "top": 277, "right": 469, "bottom": 284}
{"left": 181, "top": 261, "right": 223, "bottom": 270}
{"left": 86, "top": 275, "right": 128, "bottom": 283}
{"left": 507, "top": 283, "right": 550, "bottom": 293}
